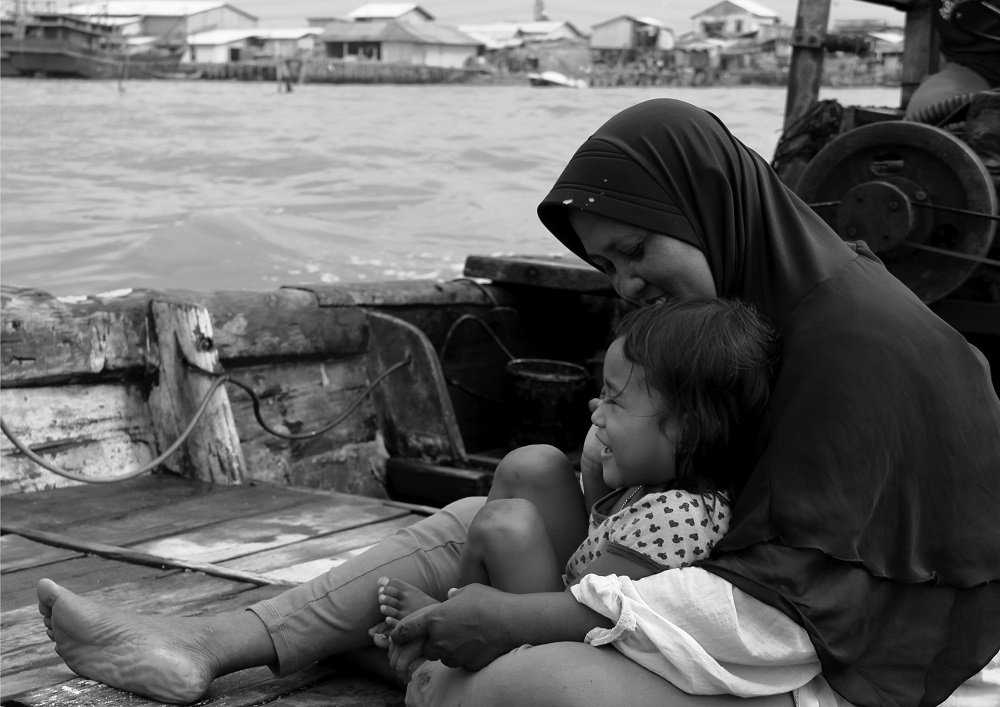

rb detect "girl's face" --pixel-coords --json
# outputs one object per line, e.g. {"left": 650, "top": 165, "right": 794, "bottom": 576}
{"left": 569, "top": 210, "right": 716, "bottom": 305}
{"left": 591, "top": 337, "right": 678, "bottom": 489}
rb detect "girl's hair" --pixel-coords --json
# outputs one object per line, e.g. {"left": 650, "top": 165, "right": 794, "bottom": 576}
{"left": 613, "top": 298, "right": 779, "bottom": 493}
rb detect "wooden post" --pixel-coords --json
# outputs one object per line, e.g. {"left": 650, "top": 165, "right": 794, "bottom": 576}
{"left": 148, "top": 301, "right": 246, "bottom": 485}
{"left": 783, "top": 0, "right": 832, "bottom": 131}
{"left": 900, "top": 3, "right": 938, "bottom": 109}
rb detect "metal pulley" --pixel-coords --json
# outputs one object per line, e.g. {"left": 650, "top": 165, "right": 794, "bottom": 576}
{"left": 794, "top": 121, "right": 997, "bottom": 303}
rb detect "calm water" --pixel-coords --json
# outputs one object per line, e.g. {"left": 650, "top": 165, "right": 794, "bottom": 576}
{"left": 0, "top": 80, "right": 901, "bottom": 296}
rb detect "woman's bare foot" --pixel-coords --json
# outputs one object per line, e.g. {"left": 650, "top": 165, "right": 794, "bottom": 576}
{"left": 376, "top": 576, "right": 439, "bottom": 625}
{"left": 37, "top": 578, "right": 223, "bottom": 704}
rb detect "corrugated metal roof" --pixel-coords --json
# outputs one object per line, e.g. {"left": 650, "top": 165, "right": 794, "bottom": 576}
{"left": 456, "top": 20, "right": 584, "bottom": 48}
{"left": 64, "top": 1, "right": 248, "bottom": 18}
{"left": 321, "top": 18, "right": 479, "bottom": 46}
{"left": 345, "top": 3, "right": 432, "bottom": 21}
{"left": 592, "top": 15, "right": 667, "bottom": 30}
{"left": 187, "top": 27, "right": 319, "bottom": 44}
{"left": 692, "top": 0, "right": 780, "bottom": 20}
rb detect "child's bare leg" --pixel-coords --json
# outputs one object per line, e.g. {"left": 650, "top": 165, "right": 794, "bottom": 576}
{"left": 460, "top": 498, "right": 566, "bottom": 593}
{"left": 37, "top": 578, "right": 274, "bottom": 704}
{"left": 488, "top": 445, "right": 588, "bottom": 567}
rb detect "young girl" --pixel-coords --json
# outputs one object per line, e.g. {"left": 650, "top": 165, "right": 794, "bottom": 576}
{"left": 376, "top": 297, "right": 778, "bottom": 679}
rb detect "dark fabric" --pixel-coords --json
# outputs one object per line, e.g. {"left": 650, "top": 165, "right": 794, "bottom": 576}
{"left": 935, "top": 0, "right": 1000, "bottom": 85}
{"left": 537, "top": 98, "right": 1000, "bottom": 705}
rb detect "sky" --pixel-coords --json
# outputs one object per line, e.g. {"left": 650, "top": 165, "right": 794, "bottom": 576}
{"left": 234, "top": 0, "right": 903, "bottom": 31}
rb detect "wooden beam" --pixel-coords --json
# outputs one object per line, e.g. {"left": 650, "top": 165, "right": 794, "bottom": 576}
{"left": 900, "top": 2, "right": 938, "bottom": 109}
{"left": 783, "top": 0, "right": 832, "bottom": 131}
{"left": 148, "top": 300, "right": 246, "bottom": 485}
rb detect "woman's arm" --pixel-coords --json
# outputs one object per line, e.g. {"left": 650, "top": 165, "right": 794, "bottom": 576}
{"left": 389, "top": 583, "right": 613, "bottom": 671}
{"left": 570, "top": 549, "right": 657, "bottom": 585}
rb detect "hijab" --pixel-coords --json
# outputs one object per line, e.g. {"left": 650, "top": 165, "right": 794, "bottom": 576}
{"left": 538, "top": 99, "right": 1000, "bottom": 705}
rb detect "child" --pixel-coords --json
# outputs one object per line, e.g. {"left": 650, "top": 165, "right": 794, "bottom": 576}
{"left": 375, "top": 298, "right": 778, "bottom": 679}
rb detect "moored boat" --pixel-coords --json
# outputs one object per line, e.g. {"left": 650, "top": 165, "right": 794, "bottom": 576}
{"left": 1, "top": 0, "right": 998, "bottom": 703}
{"left": 2, "top": 11, "right": 182, "bottom": 79}
{"left": 527, "top": 69, "right": 587, "bottom": 88}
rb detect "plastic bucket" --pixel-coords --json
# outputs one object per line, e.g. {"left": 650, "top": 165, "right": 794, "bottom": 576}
{"left": 504, "top": 358, "right": 592, "bottom": 451}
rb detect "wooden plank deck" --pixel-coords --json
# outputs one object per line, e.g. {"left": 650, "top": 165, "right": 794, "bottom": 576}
{"left": 1, "top": 474, "right": 427, "bottom": 706}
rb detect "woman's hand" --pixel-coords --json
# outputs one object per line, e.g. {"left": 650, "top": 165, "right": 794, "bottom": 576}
{"left": 388, "top": 584, "right": 517, "bottom": 670}
{"left": 389, "top": 585, "right": 613, "bottom": 671}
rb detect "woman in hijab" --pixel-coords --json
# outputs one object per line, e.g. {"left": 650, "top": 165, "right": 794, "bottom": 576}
{"left": 37, "top": 99, "right": 1000, "bottom": 707}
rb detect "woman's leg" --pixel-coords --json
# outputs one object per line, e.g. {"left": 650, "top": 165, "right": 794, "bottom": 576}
{"left": 487, "top": 445, "right": 589, "bottom": 567}
{"left": 37, "top": 496, "right": 485, "bottom": 703}
{"left": 406, "top": 643, "right": 796, "bottom": 707}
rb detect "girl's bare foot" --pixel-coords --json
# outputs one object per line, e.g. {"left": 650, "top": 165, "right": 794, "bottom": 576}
{"left": 374, "top": 576, "right": 441, "bottom": 683}
{"left": 376, "top": 576, "right": 439, "bottom": 625}
{"left": 37, "top": 578, "right": 221, "bottom": 704}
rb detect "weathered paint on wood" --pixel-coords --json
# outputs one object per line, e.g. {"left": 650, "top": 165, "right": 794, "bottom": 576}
{"left": 0, "top": 383, "right": 156, "bottom": 494}
{"left": 148, "top": 300, "right": 246, "bottom": 485}
{"left": 131, "top": 497, "right": 408, "bottom": 565}
{"left": 225, "top": 356, "right": 387, "bottom": 494}
{"left": 0, "top": 475, "right": 215, "bottom": 531}
{"left": 0, "top": 287, "right": 371, "bottom": 387}
{"left": 221, "top": 515, "right": 421, "bottom": 583}
{"left": 365, "top": 311, "right": 466, "bottom": 464}
{"left": 0, "top": 286, "right": 149, "bottom": 385}
{"left": 0, "top": 535, "right": 82, "bottom": 574}
{"left": 1, "top": 478, "right": 413, "bottom": 706}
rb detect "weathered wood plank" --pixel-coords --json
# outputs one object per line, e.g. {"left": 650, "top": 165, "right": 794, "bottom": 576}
{"left": 0, "top": 384, "right": 156, "bottom": 494}
{"left": 148, "top": 300, "right": 246, "bottom": 485}
{"left": 0, "top": 475, "right": 214, "bottom": 531}
{"left": 131, "top": 497, "right": 409, "bottom": 565}
{"left": 52, "top": 487, "right": 344, "bottom": 547}
{"left": 0, "top": 525, "right": 294, "bottom": 588}
{"left": 1, "top": 287, "right": 371, "bottom": 387}
{"left": 462, "top": 255, "right": 611, "bottom": 293}
{"left": 1, "top": 570, "right": 262, "bottom": 688}
{"left": 292, "top": 278, "right": 506, "bottom": 308}
{"left": 49, "top": 484, "right": 346, "bottom": 549}
{"left": 3, "top": 663, "right": 368, "bottom": 707}
{"left": 365, "top": 312, "right": 466, "bottom": 464}
{"left": 186, "top": 289, "right": 369, "bottom": 361}
{"left": 264, "top": 666, "right": 403, "bottom": 706}
{"left": 224, "top": 358, "right": 386, "bottom": 494}
{"left": 0, "top": 535, "right": 82, "bottom": 574}
{"left": 0, "top": 287, "right": 149, "bottom": 386}
{"left": 1, "top": 556, "right": 183, "bottom": 614}
{"left": 221, "top": 515, "right": 420, "bottom": 583}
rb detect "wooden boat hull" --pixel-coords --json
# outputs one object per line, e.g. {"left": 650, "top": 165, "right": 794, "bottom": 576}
{"left": 5, "top": 38, "right": 182, "bottom": 78}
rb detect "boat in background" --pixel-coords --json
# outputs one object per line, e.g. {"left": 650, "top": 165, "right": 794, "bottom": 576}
{"left": 1, "top": 0, "right": 997, "bottom": 703}
{"left": 527, "top": 69, "right": 587, "bottom": 88}
{"left": 2, "top": 11, "right": 182, "bottom": 79}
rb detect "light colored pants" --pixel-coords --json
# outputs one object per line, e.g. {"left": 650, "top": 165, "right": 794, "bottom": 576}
{"left": 246, "top": 495, "right": 796, "bottom": 707}
{"left": 247, "top": 496, "right": 483, "bottom": 672}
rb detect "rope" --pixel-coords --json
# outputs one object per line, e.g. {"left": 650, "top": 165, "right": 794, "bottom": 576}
{"left": 1, "top": 357, "right": 412, "bottom": 483}
{"left": 0, "top": 375, "right": 229, "bottom": 484}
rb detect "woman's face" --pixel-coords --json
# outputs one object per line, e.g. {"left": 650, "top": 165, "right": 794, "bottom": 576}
{"left": 569, "top": 210, "right": 716, "bottom": 305}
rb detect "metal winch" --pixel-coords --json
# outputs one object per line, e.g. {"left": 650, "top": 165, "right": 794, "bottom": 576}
{"left": 794, "top": 119, "right": 998, "bottom": 303}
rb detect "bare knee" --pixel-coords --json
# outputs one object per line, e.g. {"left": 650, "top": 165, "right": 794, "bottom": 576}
{"left": 467, "top": 498, "right": 545, "bottom": 552}
{"left": 492, "top": 445, "right": 575, "bottom": 496}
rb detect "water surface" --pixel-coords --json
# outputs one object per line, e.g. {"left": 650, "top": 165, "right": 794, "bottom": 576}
{"left": 0, "top": 80, "right": 901, "bottom": 295}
